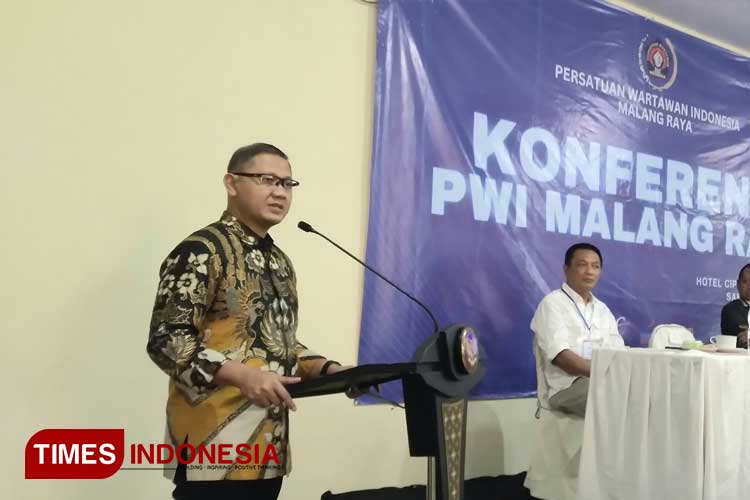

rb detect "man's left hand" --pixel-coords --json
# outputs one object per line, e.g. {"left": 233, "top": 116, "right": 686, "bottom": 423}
{"left": 324, "top": 364, "right": 366, "bottom": 399}
{"left": 326, "top": 364, "right": 353, "bottom": 375}
{"left": 738, "top": 330, "right": 748, "bottom": 348}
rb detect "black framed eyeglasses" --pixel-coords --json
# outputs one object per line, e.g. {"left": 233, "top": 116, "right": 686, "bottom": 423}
{"left": 231, "top": 172, "right": 300, "bottom": 189}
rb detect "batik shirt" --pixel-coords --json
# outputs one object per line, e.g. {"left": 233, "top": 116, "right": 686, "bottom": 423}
{"left": 147, "top": 212, "right": 322, "bottom": 481}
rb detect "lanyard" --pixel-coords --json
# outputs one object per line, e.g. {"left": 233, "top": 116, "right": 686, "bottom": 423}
{"left": 561, "top": 287, "right": 592, "bottom": 332}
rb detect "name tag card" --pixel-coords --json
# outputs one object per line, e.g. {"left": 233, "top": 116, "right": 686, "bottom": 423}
{"left": 582, "top": 340, "right": 594, "bottom": 360}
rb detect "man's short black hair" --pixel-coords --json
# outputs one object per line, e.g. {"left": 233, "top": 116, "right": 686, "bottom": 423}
{"left": 227, "top": 143, "right": 288, "bottom": 172}
{"left": 564, "top": 242, "right": 603, "bottom": 267}
{"left": 738, "top": 264, "right": 750, "bottom": 281}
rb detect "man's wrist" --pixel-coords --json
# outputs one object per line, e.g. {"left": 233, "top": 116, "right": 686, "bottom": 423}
{"left": 320, "top": 360, "right": 341, "bottom": 376}
{"left": 215, "top": 361, "right": 257, "bottom": 387}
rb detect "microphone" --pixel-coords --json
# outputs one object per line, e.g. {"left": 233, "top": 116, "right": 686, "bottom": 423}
{"left": 297, "top": 220, "right": 440, "bottom": 334}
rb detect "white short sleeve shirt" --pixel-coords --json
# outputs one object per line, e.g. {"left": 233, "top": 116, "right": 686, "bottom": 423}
{"left": 530, "top": 282, "right": 624, "bottom": 398}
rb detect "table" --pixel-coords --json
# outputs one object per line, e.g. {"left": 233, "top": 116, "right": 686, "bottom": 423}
{"left": 578, "top": 348, "right": 750, "bottom": 500}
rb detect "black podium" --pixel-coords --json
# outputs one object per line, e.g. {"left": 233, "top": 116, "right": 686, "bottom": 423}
{"left": 288, "top": 324, "right": 485, "bottom": 500}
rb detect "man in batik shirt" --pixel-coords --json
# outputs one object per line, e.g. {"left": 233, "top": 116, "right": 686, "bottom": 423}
{"left": 147, "top": 143, "right": 347, "bottom": 500}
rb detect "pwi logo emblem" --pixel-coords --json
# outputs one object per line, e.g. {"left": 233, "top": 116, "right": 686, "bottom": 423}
{"left": 638, "top": 35, "right": 678, "bottom": 91}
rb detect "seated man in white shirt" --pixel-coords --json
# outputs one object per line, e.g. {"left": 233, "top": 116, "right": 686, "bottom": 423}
{"left": 530, "top": 242, "right": 624, "bottom": 417}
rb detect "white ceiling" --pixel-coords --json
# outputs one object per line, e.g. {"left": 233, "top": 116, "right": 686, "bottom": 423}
{"left": 612, "top": 0, "right": 750, "bottom": 56}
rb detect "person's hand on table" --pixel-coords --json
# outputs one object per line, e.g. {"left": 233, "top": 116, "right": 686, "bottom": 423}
{"left": 738, "top": 329, "right": 748, "bottom": 348}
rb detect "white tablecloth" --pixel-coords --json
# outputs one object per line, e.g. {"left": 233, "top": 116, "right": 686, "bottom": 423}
{"left": 578, "top": 348, "right": 750, "bottom": 500}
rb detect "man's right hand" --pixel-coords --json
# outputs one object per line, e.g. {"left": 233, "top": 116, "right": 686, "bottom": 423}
{"left": 215, "top": 360, "right": 300, "bottom": 410}
{"left": 238, "top": 369, "right": 300, "bottom": 410}
{"left": 551, "top": 349, "right": 592, "bottom": 377}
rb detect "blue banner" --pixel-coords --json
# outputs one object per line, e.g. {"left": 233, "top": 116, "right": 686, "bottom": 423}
{"left": 359, "top": 0, "right": 750, "bottom": 400}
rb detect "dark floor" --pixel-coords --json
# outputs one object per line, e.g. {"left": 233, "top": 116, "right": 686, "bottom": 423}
{"left": 321, "top": 472, "right": 540, "bottom": 500}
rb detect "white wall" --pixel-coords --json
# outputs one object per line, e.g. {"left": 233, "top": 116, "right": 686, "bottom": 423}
{"left": 2, "top": 2, "right": 537, "bottom": 499}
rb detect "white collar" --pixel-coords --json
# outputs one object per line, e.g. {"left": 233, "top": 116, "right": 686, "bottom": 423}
{"left": 562, "top": 282, "right": 596, "bottom": 306}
